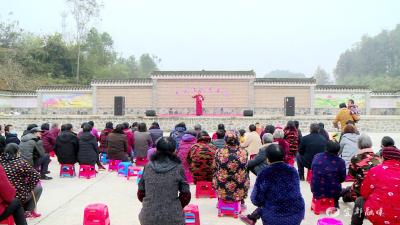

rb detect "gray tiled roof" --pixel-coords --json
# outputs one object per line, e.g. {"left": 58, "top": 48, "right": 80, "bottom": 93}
{"left": 91, "top": 78, "right": 152, "bottom": 85}
{"left": 151, "top": 70, "right": 256, "bottom": 76}
{"left": 255, "top": 78, "right": 316, "bottom": 83}
{"left": 316, "top": 85, "right": 369, "bottom": 90}
{"left": 37, "top": 85, "right": 92, "bottom": 91}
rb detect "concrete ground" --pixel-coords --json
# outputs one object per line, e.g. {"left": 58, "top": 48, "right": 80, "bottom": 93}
{"left": 27, "top": 132, "right": 399, "bottom": 225}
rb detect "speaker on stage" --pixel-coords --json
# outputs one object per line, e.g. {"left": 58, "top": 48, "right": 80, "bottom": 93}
{"left": 114, "top": 96, "right": 125, "bottom": 116}
{"left": 145, "top": 110, "right": 156, "bottom": 117}
{"left": 243, "top": 110, "right": 254, "bottom": 117}
{"left": 284, "top": 97, "right": 295, "bottom": 116}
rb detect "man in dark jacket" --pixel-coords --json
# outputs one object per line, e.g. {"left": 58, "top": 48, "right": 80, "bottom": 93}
{"left": 19, "top": 127, "right": 52, "bottom": 180}
{"left": 296, "top": 123, "right": 327, "bottom": 180}
{"left": 4, "top": 125, "right": 20, "bottom": 145}
{"left": 55, "top": 124, "right": 79, "bottom": 165}
{"left": 211, "top": 129, "right": 226, "bottom": 149}
{"left": 148, "top": 122, "right": 163, "bottom": 147}
{"left": 77, "top": 123, "right": 99, "bottom": 166}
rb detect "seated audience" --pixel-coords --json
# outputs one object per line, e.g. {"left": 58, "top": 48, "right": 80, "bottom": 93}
{"left": 297, "top": 123, "right": 327, "bottom": 181}
{"left": 187, "top": 131, "right": 217, "bottom": 183}
{"left": 107, "top": 124, "right": 129, "bottom": 162}
{"left": 78, "top": 123, "right": 100, "bottom": 167}
{"left": 134, "top": 123, "right": 153, "bottom": 161}
{"left": 0, "top": 164, "right": 28, "bottom": 225}
{"left": 318, "top": 122, "right": 330, "bottom": 141}
{"left": 247, "top": 133, "right": 274, "bottom": 175}
{"left": 211, "top": 129, "right": 226, "bottom": 149}
{"left": 311, "top": 141, "right": 346, "bottom": 208}
{"left": 40, "top": 123, "right": 57, "bottom": 155}
{"left": 1, "top": 143, "right": 42, "bottom": 218}
{"left": 88, "top": 121, "right": 100, "bottom": 141}
{"left": 22, "top": 124, "right": 38, "bottom": 137}
{"left": 99, "top": 122, "right": 113, "bottom": 154}
{"left": 170, "top": 122, "right": 187, "bottom": 148}
{"left": 351, "top": 145, "right": 400, "bottom": 225}
{"left": 54, "top": 124, "right": 79, "bottom": 165}
{"left": 5, "top": 125, "right": 20, "bottom": 145}
{"left": 342, "top": 134, "right": 381, "bottom": 202}
{"left": 212, "top": 124, "right": 225, "bottom": 140}
{"left": 241, "top": 144, "right": 305, "bottom": 225}
{"left": 19, "top": 127, "right": 52, "bottom": 180}
{"left": 259, "top": 124, "right": 275, "bottom": 139}
{"left": 273, "top": 128, "right": 290, "bottom": 163}
{"left": 214, "top": 132, "right": 249, "bottom": 207}
{"left": 241, "top": 124, "right": 262, "bottom": 158}
{"left": 378, "top": 136, "right": 396, "bottom": 156}
{"left": 123, "top": 122, "right": 134, "bottom": 157}
{"left": 148, "top": 122, "right": 163, "bottom": 146}
{"left": 284, "top": 121, "right": 299, "bottom": 165}
{"left": 177, "top": 130, "right": 197, "bottom": 182}
{"left": 339, "top": 124, "right": 360, "bottom": 174}
{"left": 137, "top": 137, "right": 191, "bottom": 225}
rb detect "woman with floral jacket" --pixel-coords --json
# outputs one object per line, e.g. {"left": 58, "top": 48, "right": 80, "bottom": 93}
{"left": 213, "top": 131, "right": 249, "bottom": 207}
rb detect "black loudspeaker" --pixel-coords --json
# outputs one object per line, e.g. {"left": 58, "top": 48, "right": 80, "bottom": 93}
{"left": 284, "top": 97, "right": 295, "bottom": 116}
{"left": 145, "top": 110, "right": 156, "bottom": 117}
{"left": 114, "top": 96, "right": 125, "bottom": 116}
{"left": 243, "top": 110, "right": 254, "bottom": 117}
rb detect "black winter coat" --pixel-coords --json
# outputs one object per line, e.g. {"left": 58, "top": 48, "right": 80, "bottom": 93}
{"left": 55, "top": 131, "right": 79, "bottom": 164}
{"left": 247, "top": 144, "right": 269, "bottom": 175}
{"left": 298, "top": 133, "right": 327, "bottom": 169}
{"left": 78, "top": 132, "right": 99, "bottom": 165}
{"left": 5, "top": 133, "right": 20, "bottom": 145}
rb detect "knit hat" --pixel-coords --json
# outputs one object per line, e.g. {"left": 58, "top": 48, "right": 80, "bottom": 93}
{"left": 382, "top": 146, "right": 400, "bottom": 161}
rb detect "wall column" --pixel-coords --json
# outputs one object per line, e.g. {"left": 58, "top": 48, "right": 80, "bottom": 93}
{"left": 365, "top": 92, "right": 371, "bottom": 115}
{"left": 92, "top": 86, "right": 97, "bottom": 115}
{"left": 37, "top": 91, "right": 42, "bottom": 115}
{"left": 310, "top": 85, "right": 315, "bottom": 115}
{"left": 152, "top": 79, "right": 158, "bottom": 110}
{"left": 248, "top": 79, "right": 255, "bottom": 112}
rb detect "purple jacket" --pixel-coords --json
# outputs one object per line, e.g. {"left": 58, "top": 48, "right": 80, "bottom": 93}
{"left": 177, "top": 134, "right": 197, "bottom": 175}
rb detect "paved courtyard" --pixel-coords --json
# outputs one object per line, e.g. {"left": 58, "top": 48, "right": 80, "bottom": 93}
{"left": 27, "top": 133, "right": 400, "bottom": 225}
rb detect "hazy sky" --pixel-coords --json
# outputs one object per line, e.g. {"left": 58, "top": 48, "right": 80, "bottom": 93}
{"left": 1, "top": 0, "right": 400, "bottom": 77}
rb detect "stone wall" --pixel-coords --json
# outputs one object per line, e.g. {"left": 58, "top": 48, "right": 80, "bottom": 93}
{"left": 2, "top": 115, "right": 399, "bottom": 134}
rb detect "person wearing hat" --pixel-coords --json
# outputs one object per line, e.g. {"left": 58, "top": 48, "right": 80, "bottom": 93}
{"left": 351, "top": 143, "right": 400, "bottom": 225}
{"left": 19, "top": 127, "right": 52, "bottom": 180}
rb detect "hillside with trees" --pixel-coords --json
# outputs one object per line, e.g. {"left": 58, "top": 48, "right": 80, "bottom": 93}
{"left": 334, "top": 24, "right": 400, "bottom": 91}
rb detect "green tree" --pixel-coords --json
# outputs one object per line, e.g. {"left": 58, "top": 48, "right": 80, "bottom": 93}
{"left": 313, "top": 66, "right": 331, "bottom": 85}
{"left": 138, "top": 54, "right": 160, "bottom": 77}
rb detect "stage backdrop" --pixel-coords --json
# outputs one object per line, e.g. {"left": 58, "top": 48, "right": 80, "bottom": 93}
{"left": 315, "top": 93, "right": 366, "bottom": 108}
{"left": 42, "top": 93, "right": 92, "bottom": 108}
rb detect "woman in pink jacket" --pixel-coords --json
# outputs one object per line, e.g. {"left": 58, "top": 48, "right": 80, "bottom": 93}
{"left": 177, "top": 130, "right": 197, "bottom": 183}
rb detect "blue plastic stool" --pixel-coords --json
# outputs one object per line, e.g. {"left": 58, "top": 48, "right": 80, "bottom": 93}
{"left": 100, "top": 153, "right": 109, "bottom": 164}
{"left": 118, "top": 162, "right": 133, "bottom": 177}
{"left": 136, "top": 170, "right": 143, "bottom": 184}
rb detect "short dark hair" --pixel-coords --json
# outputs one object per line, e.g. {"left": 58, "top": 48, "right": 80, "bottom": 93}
{"left": 286, "top": 121, "right": 296, "bottom": 131}
{"left": 122, "top": 122, "right": 130, "bottom": 129}
{"left": 239, "top": 129, "right": 246, "bottom": 136}
{"left": 88, "top": 121, "right": 95, "bottom": 127}
{"left": 4, "top": 125, "right": 12, "bottom": 133}
{"left": 27, "top": 124, "right": 38, "bottom": 131}
{"left": 61, "top": 124, "right": 73, "bottom": 132}
{"left": 138, "top": 123, "right": 147, "bottom": 132}
{"left": 266, "top": 144, "right": 284, "bottom": 163}
{"left": 82, "top": 123, "right": 92, "bottom": 132}
{"left": 381, "top": 136, "right": 395, "bottom": 147}
{"left": 131, "top": 122, "right": 138, "bottom": 128}
{"left": 216, "top": 129, "right": 226, "bottom": 139}
{"left": 343, "top": 124, "right": 356, "bottom": 134}
{"left": 113, "top": 124, "right": 125, "bottom": 134}
{"left": 348, "top": 99, "right": 354, "bottom": 104}
{"left": 4, "top": 143, "right": 19, "bottom": 158}
{"left": 326, "top": 141, "right": 340, "bottom": 155}
{"left": 105, "top": 122, "right": 114, "bottom": 129}
{"left": 339, "top": 103, "right": 347, "bottom": 108}
{"left": 60, "top": 124, "right": 67, "bottom": 132}
{"left": 217, "top": 124, "right": 225, "bottom": 130}
{"left": 264, "top": 125, "right": 275, "bottom": 135}
{"left": 150, "top": 122, "right": 160, "bottom": 129}
{"left": 310, "top": 123, "right": 320, "bottom": 134}
{"left": 175, "top": 122, "right": 186, "bottom": 129}
{"left": 151, "top": 137, "right": 180, "bottom": 163}
{"left": 249, "top": 124, "right": 256, "bottom": 132}
{"left": 41, "top": 123, "right": 50, "bottom": 131}
{"left": 197, "top": 131, "right": 210, "bottom": 140}
{"left": 294, "top": 121, "right": 300, "bottom": 129}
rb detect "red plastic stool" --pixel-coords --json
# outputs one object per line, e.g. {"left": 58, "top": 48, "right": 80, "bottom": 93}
{"left": 184, "top": 204, "right": 200, "bottom": 225}
{"left": 60, "top": 164, "right": 75, "bottom": 178}
{"left": 127, "top": 166, "right": 142, "bottom": 180}
{"left": 195, "top": 181, "right": 216, "bottom": 198}
{"left": 306, "top": 169, "right": 313, "bottom": 183}
{"left": 135, "top": 157, "right": 148, "bottom": 166}
{"left": 217, "top": 199, "right": 241, "bottom": 218}
{"left": 79, "top": 165, "right": 96, "bottom": 179}
{"left": 83, "top": 203, "right": 110, "bottom": 225}
{"left": 0, "top": 216, "right": 14, "bottom": 225}
{"left": 108, "top": 160, "right": 121, "bottom": 172}
{"left": 311, "top": 198, "right": 335, "bottom": 215}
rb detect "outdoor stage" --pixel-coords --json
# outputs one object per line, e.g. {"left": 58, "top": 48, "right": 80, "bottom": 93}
{"left": 158, "top": 113, "right": 243, "bottom": 118}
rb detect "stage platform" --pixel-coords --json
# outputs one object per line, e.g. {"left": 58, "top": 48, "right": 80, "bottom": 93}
{"left": 158, "top": 114, "right": 243, "bottom": 118}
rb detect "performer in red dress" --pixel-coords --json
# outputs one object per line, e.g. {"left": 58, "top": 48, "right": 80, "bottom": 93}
{"left": 192, "top": 91, "right": 205, "bottom": 116}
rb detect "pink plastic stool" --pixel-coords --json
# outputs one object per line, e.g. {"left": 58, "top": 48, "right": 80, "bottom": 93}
{"left": 79, "top": 165, "right": 96, "bottom": 179}
{"left": 0, "top": 216, "right": 14, "bottom": 225}
{"left": 195, "top": 181, "right": 216, "bottom": 198}
{"left": 108, "top": 160, "right": 121, "bottom": 172}
{"left": 217, "top": 199, "right": 241, "bottom": 218}
{"left": 311, "top": 198, "right": 335, "bottom": 215}
{"left": 345, "top": 174, "right": 355, "bottom": 182}
{"left": 135, "top": 157, "right": 148, "bottom": 166}
{"left": 60, "top": 164, "right": 75, "bottom": 178}
{"left": 184, "top": 204, "right": 200, "bottom": 225}
{"left": 83, "top": 203, "right": 110, "bottom": 225}
{"left": 306, "top": 169, "right": 312, "bottom": 183}
{"left": 317, "top": 218, "right": 343, "bottom": 225}
{"left": 127, "top": 166, "right": 142, "bottom": 180}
